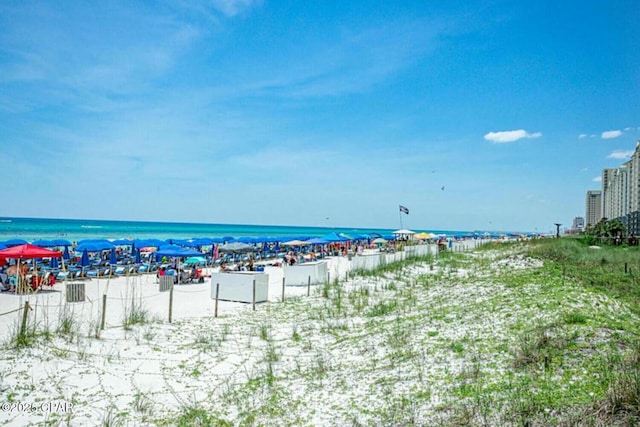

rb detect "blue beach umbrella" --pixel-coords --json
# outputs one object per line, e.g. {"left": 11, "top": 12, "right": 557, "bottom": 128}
{"left": 109, "top": 248, "right": 117, "bottom": 265}
{"left": 63, "top": 246, "right": 70, "bottom": 260}
{"left": 4, "top": 238, "right": 28, "bottom": 247}
{"left": 134, "top": 248, "right": 141, "bottom": 264}
{"left": 112, "top": 238, "right": 133, "bottom": 246}
{"left": 51, "top": 256, "right": 59, "bottom": 269}
{"left": 50, "top": 238, "right": 72, "bottom": 247}
{"left": 78, "top": 249, "right": 90, "bottom": 268}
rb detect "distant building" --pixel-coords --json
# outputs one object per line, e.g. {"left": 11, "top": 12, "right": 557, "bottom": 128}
{"left": 586, "top": 190, "right": 602, "bottom": 227}
{"left": 572, "top": 216, "right": 585, "bottom": 231}
{"left": 598, "top": 140, "right": 640, "bottom": 235}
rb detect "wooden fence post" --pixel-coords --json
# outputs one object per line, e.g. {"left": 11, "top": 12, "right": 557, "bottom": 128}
{"left": 168, "top": 286, "right": 174, "bottom": 323}
{"left": 20, "top": 301, "right": 30, "bottom": 338}
{"left": 214, "top": 283, "right": 220, "bottom": 318}
{"left": 252, "top": 279, "right": 256, "bottom": 311}
{"left": 281, "top": 277, "right": 285, "bottom": 302}
{"left": 100, "top": 295, "right": 107, "bottom": 330}
{"left": 307, "top": 275, "right": 311, "bottom": 297}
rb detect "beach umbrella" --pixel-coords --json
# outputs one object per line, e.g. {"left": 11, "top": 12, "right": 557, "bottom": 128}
{"left": 4, "top": 238, "right": 29, "bottom": 247}
{"left": 51, "top": 238, "right": 72, "bottom": 247}
{"left": 78, "top": 249, "right": 90, "bottom": 268}
{"left": 63, "top": 246, "right": 71, "bottom": 260}
{"left": 32, "top": 239, "right": 53, "bottom": 247}
{"left": 76, "top": 242, "right": 113, "bottom": 252}
{"left": 109, "top": 248, "right": 117, "bottom": 265}
{"left": 155, "top": 245, "right": 204, "bottom": 258}
{"left": 134, "top": 248, "right": 141, "bottom": 264}
{"left": 112, "top": 238, "right": 133, "bottom": 245}
{"left": 0, "top": 243, "right": 6, "bottom": 250}
{"left": 184, "top": 256, "right": 206, "bottom": 266}
{"left": 51, "top": 256, "right": 59, "bottom": 269}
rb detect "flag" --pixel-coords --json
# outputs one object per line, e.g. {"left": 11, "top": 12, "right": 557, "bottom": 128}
{"left": 399, "top": 205, "right": 409, "bottom": 215}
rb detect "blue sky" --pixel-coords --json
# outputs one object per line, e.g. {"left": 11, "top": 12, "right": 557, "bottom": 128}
{"left": 1, "top": 0, "right": 638, "bottom": 233}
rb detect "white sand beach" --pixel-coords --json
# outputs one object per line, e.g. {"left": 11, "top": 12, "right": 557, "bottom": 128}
{"left": 1, "top": 240, "right": 577, "bottom": 426}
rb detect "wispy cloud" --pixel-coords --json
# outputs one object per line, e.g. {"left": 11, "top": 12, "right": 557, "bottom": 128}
{"left": 211, "top": 0, "right": 262, "bottom": 16}
{"left": 602, "top": 130, "right": 622, "bottom": 139}
{"left": 607, "top": 150, "right": 634, "bottom": 159}
{"left": 592, "top": 176, "right": 602, "bottom": 182}
{"left": 484, "top": 129, "right": 542, "bottom": 144}
{"left": 578, "top": 134, "right": 587, "bottom": 139}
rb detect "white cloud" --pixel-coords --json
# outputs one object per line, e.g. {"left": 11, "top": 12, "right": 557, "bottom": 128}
{"left": 483, "top": 129, "right": 542, "bottom": 143}
{"left": 602, "top": 130, "right": 622, "bottom": 139}
{"left": 607, "top": 150, "right": 634, "bottom": 159}
{"left": 578, "top": 134, "right": 587, "bottom": 139}
{"left": 592, "top": 176, "right": 602, "bottom": 182}
{"left": 211, "top": 0, "right": 261, "bottom": 16}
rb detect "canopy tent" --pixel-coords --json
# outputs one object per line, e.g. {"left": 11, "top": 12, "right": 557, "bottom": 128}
{"left": 0, "top": 244, "right": 62, "bottom": 260}
{"left": 218, "top": 242, "right": 256, "bottom": 254}
{"left": 0, "top": 244, "right": 63, "bottom": 293}
{"left": 306, "top": 237, "right": 329, "bottom": 244}
{"left": 321, "top": 232, "right": 350, "bottom": 242}
{"left": 282, "top": 239, "right": 309, "bottom": 246}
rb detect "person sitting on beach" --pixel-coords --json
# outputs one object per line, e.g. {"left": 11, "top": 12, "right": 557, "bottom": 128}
{"left": 219, "top": 262, "right": 228, "bottom": 272}
{"left": 247, "top": 258, "right": 255, "bottom": 271}
{"left": 157, "top": 267, "right": 166, "bottom": 278}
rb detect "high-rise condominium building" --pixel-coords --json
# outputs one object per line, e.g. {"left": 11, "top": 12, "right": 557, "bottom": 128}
{"left": 586, "top": 190, "right": 602, "bottom": 227}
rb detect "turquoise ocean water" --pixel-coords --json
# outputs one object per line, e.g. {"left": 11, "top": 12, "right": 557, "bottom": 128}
{"left": 0, "top": 217, "right": 471, "bottom": 243}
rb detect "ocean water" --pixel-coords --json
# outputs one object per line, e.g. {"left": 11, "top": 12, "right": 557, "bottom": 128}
{"left": 0, "top": 217, "right": 470, "bottom": 243}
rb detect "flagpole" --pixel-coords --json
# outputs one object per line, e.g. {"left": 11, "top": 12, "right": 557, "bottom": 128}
{"left": 399, "top": 205, "right": 403, "bottom": 229}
